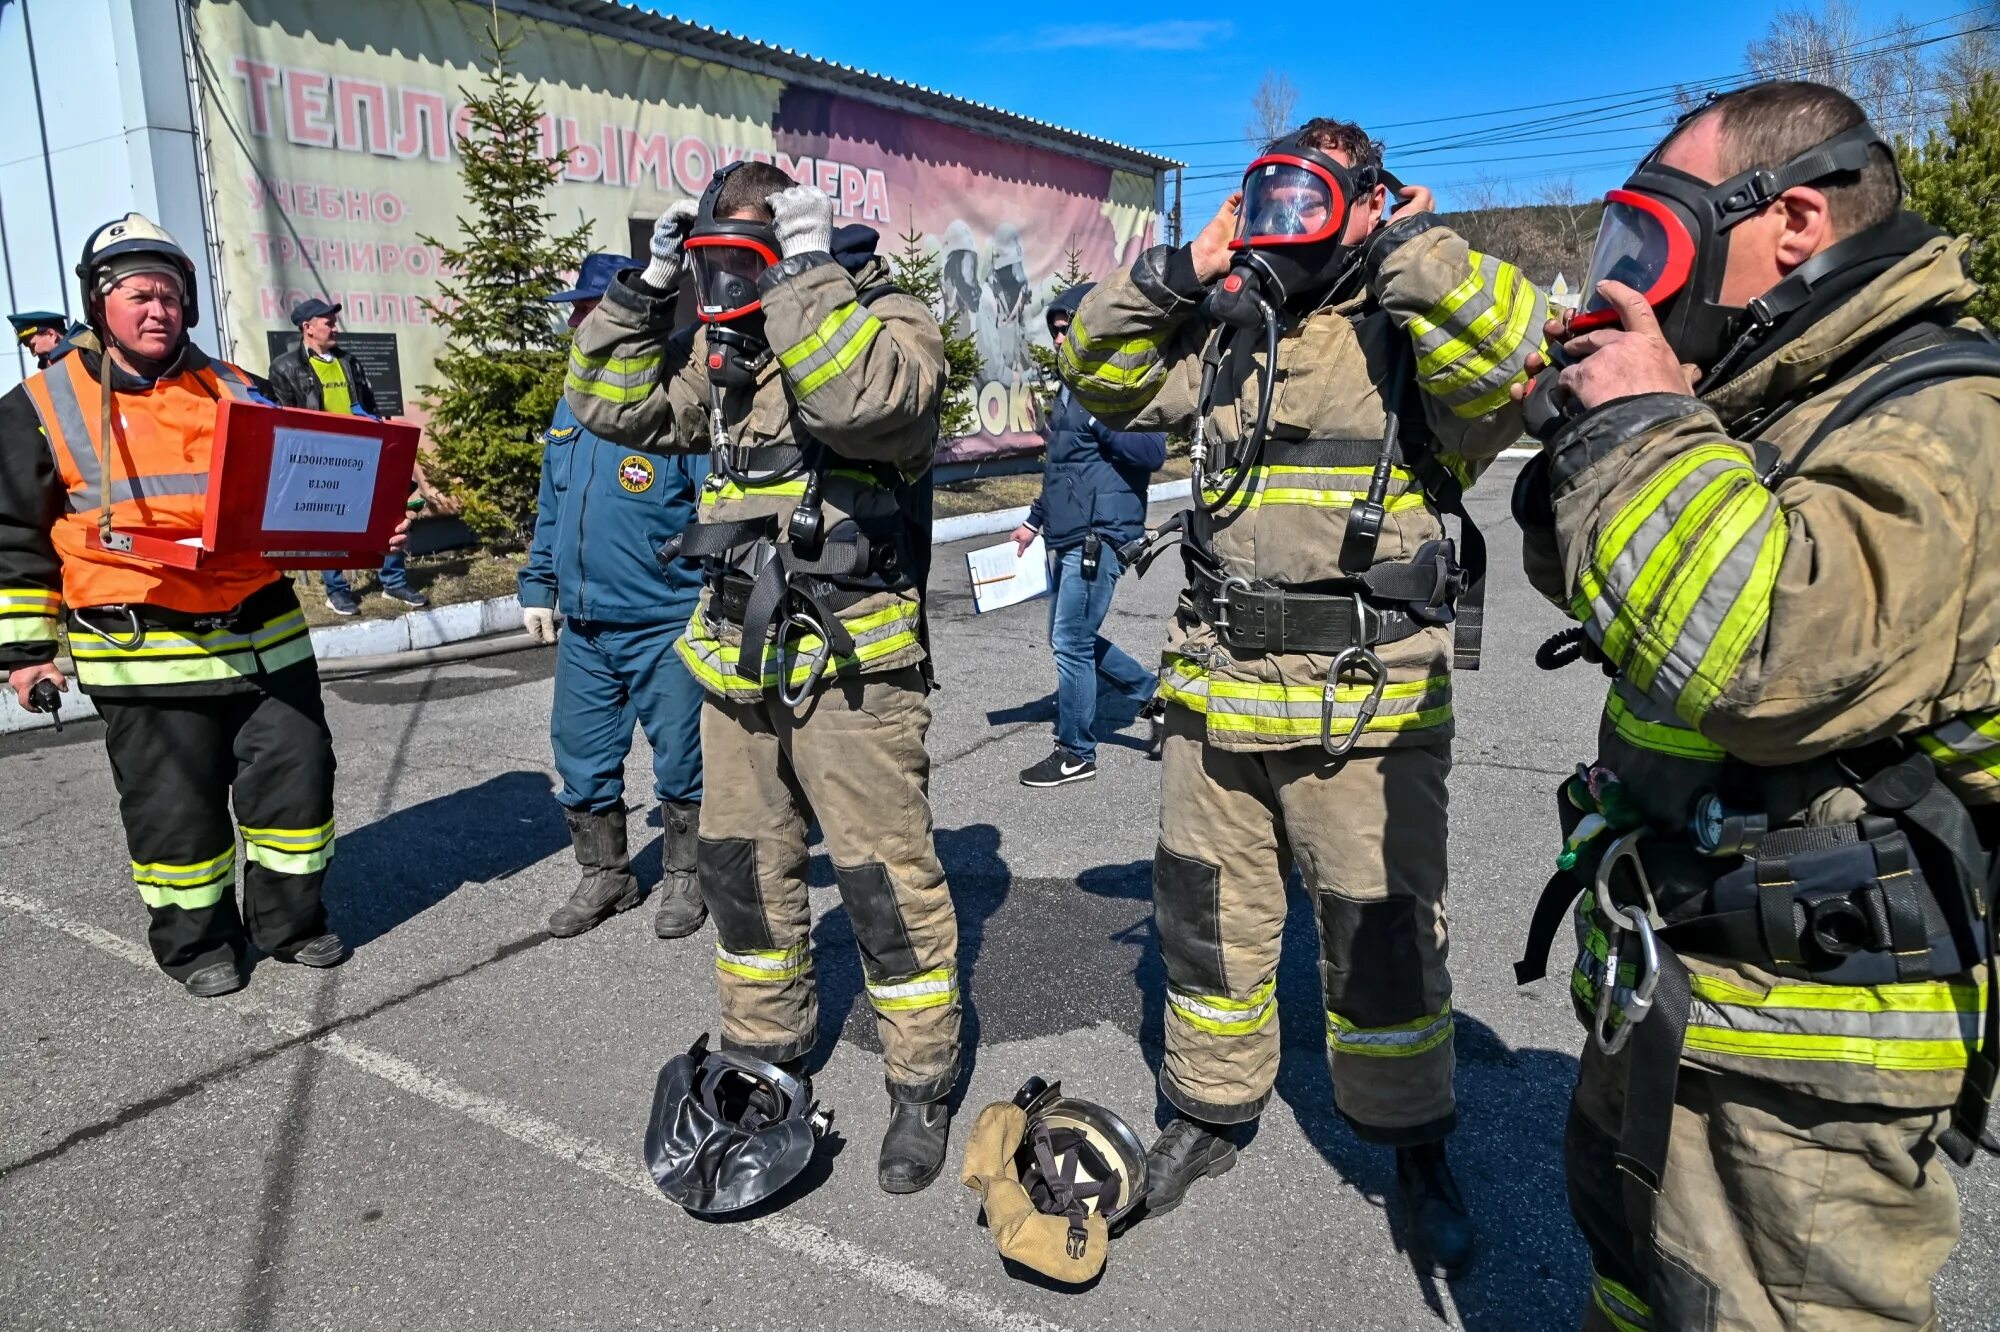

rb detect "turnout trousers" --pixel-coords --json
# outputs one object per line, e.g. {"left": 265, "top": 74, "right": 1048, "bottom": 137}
{"left": 1569, "top": 1054, "right": 1960, "bottom": 1332}
{"left": 95, "top": 663, "right": 337, "bottom": 980}
{"left": 1154, "top": 702, "right": 1455, "bottom": 1139}
{"left": 697, "top": 666, "right": 961, "bottom": 1103}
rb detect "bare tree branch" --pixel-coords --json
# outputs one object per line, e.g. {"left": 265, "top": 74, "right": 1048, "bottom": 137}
{"left": 1245, "top": 70, "right": 1300, "bottom": 148}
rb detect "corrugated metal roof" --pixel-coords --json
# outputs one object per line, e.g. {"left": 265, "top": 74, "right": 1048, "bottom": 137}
{"left": 501, "top": 0, "right": 1184, "bottom": 173}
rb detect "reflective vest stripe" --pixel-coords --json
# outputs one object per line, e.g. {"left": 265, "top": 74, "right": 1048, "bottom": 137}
{"left": 867, "top": 966, "right": 958, "bottom": 1012}
{"left": 1201, "top": 464, "right": 1432, "bottom": 513}
{"left": 675, "top": 601, "right": 921, "bottom": 694}
{"left": 1408, "top": 252, "right": 1549, "bottom": 419}
{"left": 1327, "top": 1000, "right": 1453, "bottom": 1058}
{"left": 0, "top": 587, "right": 61, "bottom": 645}
{"left": 209, "top": 362, "right": 259, "bottom": 401}
{"left": 1059, "top": 312, "right": 1171, "bottom": 414}
{"left": 241, "top": 818, "right": 336, "bottom": 876}
{"left": 565, "top": 344, "right": 661, "bottom": 404}
{"left": 108, "top": 472, "right": 208, "bottom": 504}
{"left": 716, "top": 942, "right": 809, "bottom": 982}
{"left": 778, "top": 302, "right": 884, "bottom": 402}
{"left": 1204, "top": 673, "right": 1453, "bottom": 739}
{"left": 1604, "top": 680, "right": 1724, "bottom": 761}
{"left": 1570, "top": 444, "right": 1785, "bottom": 725}
{"left": 27, "top": 363, "right": 102, "bottom": 510}
{"left": 67, "top": 606, "right": 312, "bottom": 688}
{"left": 1591, "top": 1271, "right": 1653, "bottom": 1332}
{"left": 1166, "top": 976, "right": 1277, "bottom": 1036}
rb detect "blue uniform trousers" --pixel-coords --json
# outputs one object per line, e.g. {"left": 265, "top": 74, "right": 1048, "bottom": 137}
{"left": 551, "top": 618, "right": 703, "bottom": 812}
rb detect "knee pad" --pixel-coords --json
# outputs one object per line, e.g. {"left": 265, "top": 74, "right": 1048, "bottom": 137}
{"left": 1316, "top": 891, "right": 1427, "bottom": 1028}
{"left": 831, "top": 860, "right": 919, "bottom": 981}
{"left": 698, "top": 836, "right": 774, "bottom": 952}
{"left": 1152, "top": 842, "right": 1226, "bottom": 994}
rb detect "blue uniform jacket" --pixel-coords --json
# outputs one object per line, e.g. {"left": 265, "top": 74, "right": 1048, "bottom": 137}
{"left": 519, "top": 399, "right": 707, "bottom": 625}
{"left": 1027, "top": 387, "right": 1166, "bottom": 553}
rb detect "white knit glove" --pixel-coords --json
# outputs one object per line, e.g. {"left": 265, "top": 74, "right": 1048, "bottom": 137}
{"left": 641, "top": 199, "right": 700, "bottom": 288}
{"left": 523, "top": 607, "right": 559, "bottom": 645}
{"left": 767, "top": 185, "right": 834, "bottom": 259}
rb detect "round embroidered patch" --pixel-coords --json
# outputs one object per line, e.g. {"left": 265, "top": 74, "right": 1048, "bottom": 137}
{"left": 618, "top": 455, "right": 656, "bottom": 493}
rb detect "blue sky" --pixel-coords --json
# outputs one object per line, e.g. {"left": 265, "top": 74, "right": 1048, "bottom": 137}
{"left": 640, "top": 0, "right": 1978, "bottom": 214}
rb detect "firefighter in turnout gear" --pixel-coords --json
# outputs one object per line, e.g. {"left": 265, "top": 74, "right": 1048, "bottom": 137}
{"left": 0, "top": 213, "right": 378, "bottom": 996}
{"left": 565, "top": 163, "right": 960, "bottom": 1196}
{"left": 1059, "top": 118, "right": 1548, "bottom": 1274}
{"left": 1512, "top": 82, "right": 1999, "bottom": 1331}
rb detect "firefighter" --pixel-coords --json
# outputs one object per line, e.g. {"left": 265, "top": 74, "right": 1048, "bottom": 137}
{"left": 565, "top": 164, "right": 960, "bottom": 1195}
{"left": 0, "top": 213, "right": 400, "bottom": 996}
{"left": 1059, "top": 117, "right": 1548, "bottom": 1274}
{"left": 1511, "top": 80, "right": 1999, "bottom": 1332}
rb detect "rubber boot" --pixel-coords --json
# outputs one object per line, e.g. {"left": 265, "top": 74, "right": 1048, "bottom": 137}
{"left": 878, "top": 1100, "right": 951, "bottom": 1195}
{"left": 652, "top": 800, "right": 707, "bottom": 939}
{"left": 1396, "top": 1139, "right": 1477, "bottom": 1277}
{"left": 184, "top": 960, "right": 246, "bottom": 998}
{"left": 1143, "top": 1114, "right": 1238, "bottom": 1217}
{"left": 548, "top": 806, "right": 642, "bottom": 938}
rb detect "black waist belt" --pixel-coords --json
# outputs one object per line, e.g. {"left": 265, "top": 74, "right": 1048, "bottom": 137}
{"left": 1185, "top": 563, "right": 1425, "bottom": 654}
{"left": 709, "top": 571, "right": 872, "bottom": 627}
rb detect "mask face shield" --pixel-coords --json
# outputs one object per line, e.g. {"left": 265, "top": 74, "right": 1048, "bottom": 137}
{"left": 1233, "top": 156, "right": 1349, "bottom": 249}
{"left": 1570, "top": 189, "right": 1698, "bottom": 334}
{"left": 686, "top": 232, "right": 777, "bottom": 324}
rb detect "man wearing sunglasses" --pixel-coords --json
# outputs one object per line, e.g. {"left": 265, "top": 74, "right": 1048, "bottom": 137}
{"left": 1060, "top": 117, "right": 1549, "bottom": 1274}
{"left": 1513, "top": 80, "right": 1999, "bottom": 1332}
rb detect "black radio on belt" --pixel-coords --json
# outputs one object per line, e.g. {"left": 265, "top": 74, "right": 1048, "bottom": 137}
{"left": 1339, "top": 412, "right": 1400, "bottom": 575}
{"left": 787, "top": 469, "right": 826, "bottom": 559}
{"left": 1081, "top": 532, "right": 1102, "bottom": 579}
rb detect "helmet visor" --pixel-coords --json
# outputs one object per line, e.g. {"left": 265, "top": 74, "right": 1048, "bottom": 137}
{"left": 687, "top": 235, "right": 778, "bottom": 323}
{"left": 1570, "top": 190, "right": 1696, "bottom": 333}
{"left": 1233, "top": 157, "right": 1346, "bottom": 248}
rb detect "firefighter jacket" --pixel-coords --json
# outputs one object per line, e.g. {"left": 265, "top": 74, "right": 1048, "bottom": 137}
{"left": 0, "top": 336, "right": 309, "bottom": 697}
{"left": 564, "top": 252, "right": 944, "bottom": 703}
{"left": 1528, "top": 234, "right": 1999, "bottom": 1111}
{"left": 1059, "top": 215, "right": 1547, "bottom": 753}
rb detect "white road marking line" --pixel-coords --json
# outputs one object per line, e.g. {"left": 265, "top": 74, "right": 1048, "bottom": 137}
{"left": 0, "top": 888, "right": 1070, "bottom": 1332}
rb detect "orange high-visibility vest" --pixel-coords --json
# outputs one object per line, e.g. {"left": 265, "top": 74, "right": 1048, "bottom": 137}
{"left": 22, "top": 350, "right": 280, "bottom": 613}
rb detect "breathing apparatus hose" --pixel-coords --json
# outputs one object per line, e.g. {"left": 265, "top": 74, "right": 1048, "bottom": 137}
{"left": 1195, "top": 307, "right": 1280, "bottom": 517}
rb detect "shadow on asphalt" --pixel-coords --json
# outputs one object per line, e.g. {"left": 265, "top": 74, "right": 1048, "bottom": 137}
{"left": 1074, "top": 855, "right": 1587, "bottom": 1328}
{"left": 325, "top": 770, "right": 569, "bottom": 948}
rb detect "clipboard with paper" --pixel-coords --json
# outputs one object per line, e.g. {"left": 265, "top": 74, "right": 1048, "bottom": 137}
{"left": 966, "top": 535, "right": 1049, "bottom": 614}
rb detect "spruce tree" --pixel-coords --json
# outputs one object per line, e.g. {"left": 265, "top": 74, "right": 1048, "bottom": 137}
{"left": 1900, "top": 73, "right": 2000, "bottom": 327}
{"left": 418, "top": 14, "right": 591, "bottom": 541}
{"left": 890, "top": 221, "right": 980, "bottom": 442}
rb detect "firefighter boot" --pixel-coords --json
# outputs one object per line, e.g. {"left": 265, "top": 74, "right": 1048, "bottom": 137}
{"left": 549, "top": 806, "right": 642, "bottom": 937}
{"left": 878, "top": 1099, "right": 952, "bottom": 1195}
{"left": 652, "top": 800, "right": 707, "bottom": 939}
{"left": 1143, "top": 1115, "right": 1238, "bottom": 1217}
{"left": 1396, "top": 1140, "right": 1477, "bottom": 1277}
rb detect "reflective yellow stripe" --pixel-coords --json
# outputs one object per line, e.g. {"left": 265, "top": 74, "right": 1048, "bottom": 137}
{"left": 565, "top": 368, "right": 654, "bottom": 405}
{"left": 74, "top": 652, "right": 258, "bottom": 687}
{"left": 1591, "top": 1272, "right": 1653, "bottom": 1332}
{"left": 1682, "top": 973, "right": 1985, "bottom": 1072}
{"left": 778, "top": 302, "right": 885, "bottom": 401}
{"left": 242, "top": 821, "right": 336, "bottom": 876}
{"left": 0, "top": 615, "right": 58, "bottom": 644}
{"left": 1604, "top": 684, "right": 1723, "bottom": 760}
{"left": 568, "top": 347, "right": 662, "bottom": 375}
{"left": 240, "top": 820, "right": 335, "bottom": 851}
{"left": 0, "top": 589, "right": 59, "bottom": 615}
{"left": 1167, "top": 976, "right": 1276, "bottom": 1036}
{"left": 868, "top": 967, "right": 958, "bottom": 1012}
{"left": 1207, "top": 676, "right": 1445, "bottom": 705}
{"left": 701, "top": 478, "right": 810, "bottom": 504}
{"left": 716, "top": 942, "right": 809, "bottom": 982}
{"left": 133, "top": 847, "right": 235, "bottom": 911}
{"left": 1327, "top": 1001, "right": 1453, "bottom": 1057}
{"left": 676, "top": 603, "right": 921, "bottom": 693}
{"left": 1207, "top": 702, "right": 1452, "bottom": 738}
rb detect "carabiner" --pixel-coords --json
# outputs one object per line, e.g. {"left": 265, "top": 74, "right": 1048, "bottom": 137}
{"left": 72, "top": 605, "right": 146, "bottom": 652}
{"left": 774, "top": 607, "right": 832, "bottom": 710}
{"left": 1590, "top": 830, "right": 1663, "bottom": 1055}
{"left": 1320, "top": 641, "right": 1387, "bottom": 760}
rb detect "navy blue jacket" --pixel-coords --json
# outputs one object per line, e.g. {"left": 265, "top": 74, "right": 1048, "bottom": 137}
{"left": 520, "top": 398, "right": 707, "bottom": 625}
{"left": 1027, "top": 387, "right": 1166, "bottom": 552}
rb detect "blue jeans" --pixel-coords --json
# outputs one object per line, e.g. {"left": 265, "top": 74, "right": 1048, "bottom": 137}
{"left": 551, "top": 618, "right": 704, "bottom": 811}
{"left": 322, "top": 551, "right": 412, "bottom": 596}
{"left": 1047, "top": 545, "right": 1156, "bottom": 761}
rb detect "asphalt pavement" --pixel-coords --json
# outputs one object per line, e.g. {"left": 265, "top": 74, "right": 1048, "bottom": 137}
{"left": 2, "top": 457, "right": 1994, "bottom": 1331}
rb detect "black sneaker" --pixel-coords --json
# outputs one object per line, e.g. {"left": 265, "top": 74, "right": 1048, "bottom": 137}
{"left": 382, "top": 585, "right": 429, "bottom": 608}
{"left": 325, "top": 588, "right": 361, "bottom": 617}
{"left": 1020, "top": 749, "right": 1096, "bottom": 787}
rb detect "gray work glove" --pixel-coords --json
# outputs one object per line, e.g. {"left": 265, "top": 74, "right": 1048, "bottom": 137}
{"left": 767, "top": 185, "right": 834, "bottom": 259}
{"left": 642, "top": 199, "right": 700, "bottom": 289}
{"left": 522, "top": 607, "right": 559, "bottom": 645}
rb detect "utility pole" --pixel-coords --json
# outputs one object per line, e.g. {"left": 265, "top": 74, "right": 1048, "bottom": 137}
{"left": 1170, "top": 167, "right": 1183, "bottom": 246}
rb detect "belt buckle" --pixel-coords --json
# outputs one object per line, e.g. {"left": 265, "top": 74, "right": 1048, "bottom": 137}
{"left": 1591, "top": 830, "right": 1662, "bottom": 1056}
{"left": 1320, "top": 605, "right": 1386, "bottom": 760}
{"left": 775, "top": 606, "right": 832, "bottom": 709}
{"left": 1210, "top": 575, "right": 1252, "bottom": 639}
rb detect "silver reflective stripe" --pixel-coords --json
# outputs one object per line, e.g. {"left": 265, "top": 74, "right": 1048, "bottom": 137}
{"left": 109, "top": 472, "right": 209, "bottom": 504}
{"left": 1690, "top": 997, "right": 1980, "bottom": 1045}
{"left": 209, "top": 361, "right": 258, "bottom": 401}
{"left": 37, "top": 366, "right": 101, "bottom": 511}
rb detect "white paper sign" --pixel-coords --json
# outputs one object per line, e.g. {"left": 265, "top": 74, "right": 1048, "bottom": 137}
{"left": 262, "top": 427, "right": 381, "bottom": 534}
{"left": 966, "top": 535, "right": 1048, "bottom": 614}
